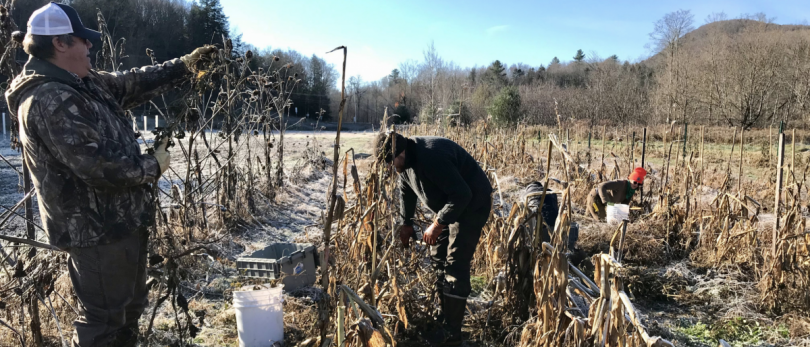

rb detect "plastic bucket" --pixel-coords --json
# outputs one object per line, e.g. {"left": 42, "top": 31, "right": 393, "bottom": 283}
{"left": 606, "top": 204, "right": 630, "bottom": 225}
{"left": 233, "top": 286, "right": 284, "bottom": 347}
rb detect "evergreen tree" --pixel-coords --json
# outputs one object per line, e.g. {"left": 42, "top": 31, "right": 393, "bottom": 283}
{"left": 550, "top": 57, "right": 560, "bottom": 65}
{"left": 488, "top": 86, "right": 521, "bottom": 126}
{"left": 608, "top": 54, "right": 619, "bottom": 61}
{"left": 574, "top": 49, "right": 585, "bottom": 62}
{"left": 484, "top": 60, "right": 508, "bottom": 87}
{"left": 511, "top": 66, "right": 525, "bottom": 85}
{"left": 188, "top": 0, "right": 229, "bottom": 48}
{"left": 388, "top": 69, "right": 401, "bottom": 86}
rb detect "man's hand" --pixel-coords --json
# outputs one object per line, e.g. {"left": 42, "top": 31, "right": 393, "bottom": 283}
{"left": 152, "top": 138, "right": 171, "bottom": 176}
{"left": 181, "top": 45, "right": 218, "bottom": 73}
{"left": 423, "top": 222, "right": 446, "bottom": 246}
{"left": 399, "top": 225, "right": 415, "bottom": 248}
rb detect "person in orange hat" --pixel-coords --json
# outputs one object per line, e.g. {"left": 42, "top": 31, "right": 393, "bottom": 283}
{"left": 587, "top": 167, "right": 647, "bottom": 221}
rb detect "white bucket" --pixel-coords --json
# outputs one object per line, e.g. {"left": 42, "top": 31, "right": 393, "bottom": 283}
{"left": 233, "top": 286, "right": 284, "bottom": 347}
{"left": 606, "top": 204, "right": 630, "bottom": 225}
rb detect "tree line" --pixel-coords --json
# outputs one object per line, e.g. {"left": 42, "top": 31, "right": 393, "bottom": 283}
{"left": 8, "top": 2, "right": 810, "bottom": 129}
{"left": 340, "top": 10, "right": 810, "bottom": 130}
{"left": 10, "top": 0, "right": 339, "bottom": 120}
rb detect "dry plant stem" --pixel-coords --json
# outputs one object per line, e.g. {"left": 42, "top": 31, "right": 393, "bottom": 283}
{"left": 338, "top": 285, "right": 392, "bottom": 343}
{"left": 533, "top": 140, "right": 554, "bottom": 248}
{"left": 0, "top": 153, "right": 20, "bottom": 176}
{"left": 0, "top": 316, "right": 23, "bottom": 346}
{"left": 321, "top": 45, "right": 347, "bottom": 341}
{"left": 0, "top": 188, "right": 35, "bottom": 230}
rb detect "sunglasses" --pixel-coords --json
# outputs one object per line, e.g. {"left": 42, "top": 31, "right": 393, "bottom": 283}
{"left": 631, "top": 181, "right": 643, "bottom": 186}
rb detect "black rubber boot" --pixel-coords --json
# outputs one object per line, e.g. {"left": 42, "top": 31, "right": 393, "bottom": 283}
{"left": 442, "top": 294, "right": 467, "bottom": 346}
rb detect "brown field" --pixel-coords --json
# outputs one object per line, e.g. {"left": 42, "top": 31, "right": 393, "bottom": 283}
{"left": 1, "top": 119, "right": 809, "bottom": 346}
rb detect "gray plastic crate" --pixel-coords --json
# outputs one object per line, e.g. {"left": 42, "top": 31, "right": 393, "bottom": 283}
{"left": 236, "top": 243, "right": 318, "bottom": 291}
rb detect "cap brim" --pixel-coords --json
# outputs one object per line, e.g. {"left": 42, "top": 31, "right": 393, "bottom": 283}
{"left": 72, "top": 28, "right": 101, "bottom": 41}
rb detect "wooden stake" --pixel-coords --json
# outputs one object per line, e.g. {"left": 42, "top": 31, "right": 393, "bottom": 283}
{"left": 630, "top": 131, "right": 635, "bottom": 174}
{"left": 601, "top": 125, "right": 606, "bottom": 178}
{"left": 682, "top": 122, "right": 688, "bottom": 163}
{"left": 769, "top": 125, "right": 773, "bottom": 167}
{"left": 22, "top": 159, "right": 44, "bottom": 345}
{"left": 337, "top": 296, "right": 345, "bottom": 347}
{"left": 587, "top": 131, "right": 592, "bottom": 170}
{"left": 700, "top": 126, "right": 705, "bottom": 186}
{"left": 773, "top": 133, "right": 785, "bottom": 256}
{"left": 791, "top": 129, "right": 796, "bottom": 182}
{"left": 727, "top": 127, "right": 737, "bottom": 176}
{"left": 640, "top": 128, "right": 647, "bottom": 205}
{"left": 737, "top": 129, "right": 744, "bottom": 196}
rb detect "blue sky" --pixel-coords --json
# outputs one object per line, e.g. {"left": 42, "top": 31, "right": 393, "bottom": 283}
{"left": 220, "top": 0, "right": 809, "bottom": 81}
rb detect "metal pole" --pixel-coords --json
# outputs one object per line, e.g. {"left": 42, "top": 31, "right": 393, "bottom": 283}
{"left": 144, "top": 116, "right": 148, "bottom": 132}
{"left": 773, "top": 133, "right": 785, "bottom": 256}
{"left": 155, "top": 115, "right": 159, "bottom": 129}
{"left": 566, "top": 128, "right": 570, "bottom": 147}
{"left": 2, "top": 112, "right": 6, "bottom": 138}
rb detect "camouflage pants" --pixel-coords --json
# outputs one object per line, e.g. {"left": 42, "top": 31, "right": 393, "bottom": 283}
{"left": 68, "top": 230, "right": 148, "bottom": 347}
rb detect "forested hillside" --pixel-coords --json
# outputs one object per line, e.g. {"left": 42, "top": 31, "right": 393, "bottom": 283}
{"left": 8, "top": 2, "right": 810, "bottom": 129}
{"left": 11, "top": 0, "right": 338, "bottom": 120}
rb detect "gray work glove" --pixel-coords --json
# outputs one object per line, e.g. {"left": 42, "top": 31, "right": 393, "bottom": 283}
{"left": 152, "top": 138, "right": 171, "bottom": 176}
{"left": 181, "top": 45, "right": 218, "bottom": 73}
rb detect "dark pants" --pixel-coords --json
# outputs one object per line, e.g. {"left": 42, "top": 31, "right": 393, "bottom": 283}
{"left": 586, "top": 188, "right": 606, "bottom": 221}
{"left": 68, "top": 230, "right": 148, "bottom": 347}
{"left": 429, "top": 202, "right": 491, "bottom": 298}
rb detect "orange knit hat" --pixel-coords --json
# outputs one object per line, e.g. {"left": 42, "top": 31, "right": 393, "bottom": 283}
{"left": 628, "top": 167, "right": 647, "bottom": 184}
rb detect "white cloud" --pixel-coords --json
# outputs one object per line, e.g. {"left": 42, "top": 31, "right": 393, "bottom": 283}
{"left": 486, "top": 25, "right": 509, "bottom": 36}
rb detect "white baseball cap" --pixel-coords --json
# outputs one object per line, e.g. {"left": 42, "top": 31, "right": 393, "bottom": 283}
{"left": 27, "top": 2, "right": 100, "bottom": 40}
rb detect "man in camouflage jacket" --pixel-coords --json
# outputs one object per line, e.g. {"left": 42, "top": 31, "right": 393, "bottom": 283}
{"left": 6, "top": 3, "right": 215, "bottom": 346}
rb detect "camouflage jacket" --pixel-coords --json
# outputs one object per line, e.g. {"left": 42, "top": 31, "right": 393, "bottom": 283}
{"left": 5, "top": 57, "right": 190, "bottom": 249}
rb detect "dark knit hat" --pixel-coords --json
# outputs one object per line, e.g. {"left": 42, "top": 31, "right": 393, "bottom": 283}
{"left": 374, "top": 131, "right": 407, "bottom": 163}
